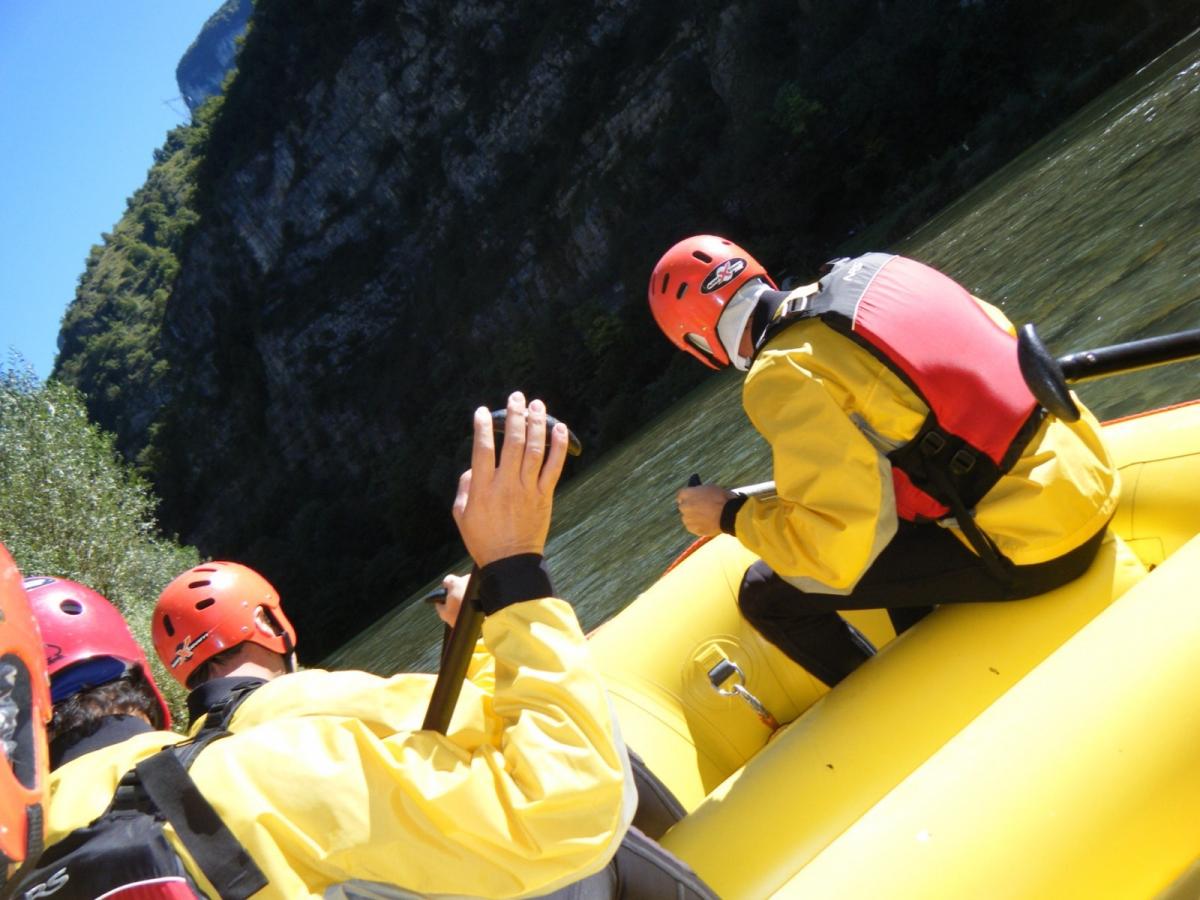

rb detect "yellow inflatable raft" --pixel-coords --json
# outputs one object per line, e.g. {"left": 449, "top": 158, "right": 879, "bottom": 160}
{"left": 588, "top": 400, "right": 1200, "bottom": 899}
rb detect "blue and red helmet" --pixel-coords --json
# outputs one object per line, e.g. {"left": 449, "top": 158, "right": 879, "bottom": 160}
{"left": 24, "top": 576, "right": 171, "bottom": 730}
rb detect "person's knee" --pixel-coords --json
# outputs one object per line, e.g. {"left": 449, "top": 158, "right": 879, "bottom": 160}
{"left": 737, "top": 560, "right": 783, "bottom": 623}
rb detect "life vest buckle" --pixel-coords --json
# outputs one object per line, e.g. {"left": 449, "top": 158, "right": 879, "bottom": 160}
{"left": 919, "top": 431, "right": 947, "bottom": 456}
{"left": 949, "top": 449, "right": 977, "bottom": 475}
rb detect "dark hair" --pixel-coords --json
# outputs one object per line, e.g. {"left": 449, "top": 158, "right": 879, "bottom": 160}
{"left": 50, "top": 668, "right": 166, "bottom": 742}
{"left": 185, "top": 644, "right": 243, "bottom": 690}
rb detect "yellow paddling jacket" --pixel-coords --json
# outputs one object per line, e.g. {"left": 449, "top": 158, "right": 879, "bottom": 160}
{"left": 41, "top": 598, "right": 635, "bottom": 899}
{"left": 733, "top": 292, "right": 1118, "bottom": 592}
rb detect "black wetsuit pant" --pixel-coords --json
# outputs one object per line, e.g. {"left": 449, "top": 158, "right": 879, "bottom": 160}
{"left": 738, "top": 520, "right": 1109, "bottom": 687}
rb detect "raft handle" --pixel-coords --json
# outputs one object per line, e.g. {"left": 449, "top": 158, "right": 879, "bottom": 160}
{"left": 707, "top": 659, "right": 781, "bottom": 731}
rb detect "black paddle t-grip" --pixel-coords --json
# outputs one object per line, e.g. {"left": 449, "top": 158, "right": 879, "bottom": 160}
{"left": 490, "top": 410, "right": 582, "bottom": 456}
{"left": 1017, "top": 324, "right": 1081, "bottom": 423}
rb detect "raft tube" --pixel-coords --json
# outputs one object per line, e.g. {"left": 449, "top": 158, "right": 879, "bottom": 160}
{"left": 588, "top": 400, "right": 1200, "bottom": 898}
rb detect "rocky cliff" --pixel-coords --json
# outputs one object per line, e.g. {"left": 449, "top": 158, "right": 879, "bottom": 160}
{"left": 175, "top": 0, "right": 253, "bottom": 111}
{"left": 58, "top": 0, "right": 1200, "bottom": 659}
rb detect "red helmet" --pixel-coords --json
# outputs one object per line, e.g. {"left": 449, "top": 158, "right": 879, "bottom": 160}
{"left": 23, "top": 576, "right": 171, "bottom": 731}
{"left": 0, "top": 544, "right": 51, "bottom": 870}
{"left": 153, "top": 562, "right": 296, "bottom": 688}
{"left": 647, "top": 234, "right": 776, "bottom": 369}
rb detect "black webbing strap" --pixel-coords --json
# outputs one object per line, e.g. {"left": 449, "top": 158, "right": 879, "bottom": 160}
{"left": 134, "top": 731, "right": 268, "bottom": 900}
{"left": 0, "top": 804, "right": 43, "bottom": 900}
{"left": 923, "top": 461, "right": 1014, "bottom": 588}
{"left": 199, "top": 682, "right": 262, "bottom": 734}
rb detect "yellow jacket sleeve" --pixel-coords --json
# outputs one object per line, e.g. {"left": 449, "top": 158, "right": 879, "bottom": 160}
{"left": 47, "top": 597, "right": 634, "bottom": 899}
{"left": 735, "top": 327, "right": 900, "bottom": 591}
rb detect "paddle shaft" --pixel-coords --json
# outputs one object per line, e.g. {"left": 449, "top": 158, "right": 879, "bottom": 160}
{"left": 1058, "top": 327, "right": 1200, "bottom": 383}
{"left": 422, "top": 568, "right": 482, "bottom": 734}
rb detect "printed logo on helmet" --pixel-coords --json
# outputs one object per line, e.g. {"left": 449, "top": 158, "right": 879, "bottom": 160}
{"left": 701, "top": 258, "right": 747, "bottom": 293}
{"left": 170, "top": 631, "right": 212, "bottom": 669}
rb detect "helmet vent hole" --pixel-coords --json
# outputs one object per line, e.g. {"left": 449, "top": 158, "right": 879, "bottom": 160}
{"left": 195, "top": 597, "right": 216, "bottom": 610}
{"left": 188, "top": 580, "right": 211, "bottom": 589}
{"left": 195, "top": 567, "right": 218, "bottom": 573}
{"left": 692, "top": 251, "right": 713, "bottom": 263}
{"left": 675, "top": 282, "right": 688, "bottom": 300}
{"left": 685, "top": 333, "right": 715, "bottom": 358}
{"left": 163, "top": 615, "right": 175, "bottom": 637}
{"left": 659, "top": 273, "right": 670, "bottom": 295}
{"left": 60, "top": 599, "right": 84, "bottom": 616}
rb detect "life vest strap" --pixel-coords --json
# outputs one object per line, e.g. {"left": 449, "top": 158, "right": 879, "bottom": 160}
{"left": 133, "top": 740, "right": 267, "bottom": 900}
{"left": 0, "top": 803, "right": 44, "bottom": 898}
{"left": 888, "top": 415, "right": 1004, "bottom": 514}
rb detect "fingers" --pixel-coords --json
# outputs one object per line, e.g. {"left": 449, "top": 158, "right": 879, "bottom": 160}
{"left": 538, "top": 421, "right": 569, "bottom": 494}
{"left": 453, "top": 391, "right": 568, "bottom": 567}
{"left": 443, "top": 573, "right": 468, "bottom": 603}
{"left": 494, "top": 392, "right": 562, "bottom": 486}
{"left": 469, "top": 406, "right": 495, "bottom": 491}
{"left": 438, "top": 573, "right": 467, "bottom": 628}
{"left": 499, "top": 391, "right": 527, "bottom": 478}
{"left": 453, "top": 469, "right": 472, "bottom": 525}
{"left": 521, "top": 399, "right": 548, "bottom": 485}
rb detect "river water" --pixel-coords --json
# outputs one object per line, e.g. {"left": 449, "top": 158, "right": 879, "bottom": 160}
{"left": 325, "top": 30, "right": 1200, "bottom": 675}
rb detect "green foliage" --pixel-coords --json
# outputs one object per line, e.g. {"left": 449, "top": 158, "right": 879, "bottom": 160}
{"left": 53, "top": 113, "right": 211, "bottom": 465}
{"left": 0, "top": 358, "right": 198, "bottom": 726}
{"left": 771, "top": 84, "right": 824, "bottom": 141}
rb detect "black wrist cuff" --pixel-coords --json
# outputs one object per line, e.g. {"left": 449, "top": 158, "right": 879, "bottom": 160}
{"left": 476, "top": 554, "right": 553, "bottom": 615}
{"left": 720, "top": 495, "right": 748, "bottom": 535}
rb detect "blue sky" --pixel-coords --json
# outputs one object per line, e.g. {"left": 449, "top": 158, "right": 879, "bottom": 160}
{"left": 0, "top": 2, "right": 224, "bottom": 380}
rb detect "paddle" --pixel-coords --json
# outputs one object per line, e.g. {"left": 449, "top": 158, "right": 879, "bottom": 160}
{"left": 1017, "top": 323, "right": 1200, "bottom": 422}
{"left": 421, "top": 410, "right": 582, "bottom": 735}
{"left": 422, "top": 567, "right": 482, "bottom": 732}
{"left": 666, "top": 476, "right": 779, "bottom": 573}
{"left": 683, "top": 475, "right": 776, "bottom": 499}
{"left": 492, "top": 409, "right": 582, "bottom": 457}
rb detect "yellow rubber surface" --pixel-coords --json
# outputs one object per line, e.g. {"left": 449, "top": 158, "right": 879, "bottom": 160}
{"left": 595, "top": 401, "right": 1200, "bottom": 898}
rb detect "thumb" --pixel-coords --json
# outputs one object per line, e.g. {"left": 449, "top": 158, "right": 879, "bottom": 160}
{"left": 452, "top": 469, "right": 472, "bottom": 524}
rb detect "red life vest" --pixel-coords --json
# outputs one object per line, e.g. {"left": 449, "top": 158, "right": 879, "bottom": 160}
{"left": 763, "top": 253, "right": 1044, "bottom": 523}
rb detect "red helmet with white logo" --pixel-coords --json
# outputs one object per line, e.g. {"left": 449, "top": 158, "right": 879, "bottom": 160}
{"left": 0, "top": 544, "right": 51, "bottom": 871}
{"left": 647, "top": 234, "right": 776, "bottom": 369}
{"left": 22, "top": 576, "right": 171, "bottom": 731}
{"left": 153, "top": 561, "right": 296, "bottom": 688}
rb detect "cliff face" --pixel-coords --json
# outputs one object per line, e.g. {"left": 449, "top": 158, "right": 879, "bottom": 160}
{"left": 175, "top": 0, "right": 253, "bottom": 111}
{"left": 157, "top": 0, "right": 753, "bottom": 654}
{"left": 66, "top": 0, "right": 1199, "bottom": 658}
